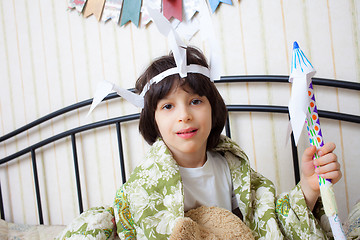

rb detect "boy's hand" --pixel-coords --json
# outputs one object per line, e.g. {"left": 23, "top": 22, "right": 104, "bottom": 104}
{"left": 300, "top": 142, "right": 342, "bottom": 210}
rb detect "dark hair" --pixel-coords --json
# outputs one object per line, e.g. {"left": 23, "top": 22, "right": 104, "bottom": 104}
{"left": 135, "top": 46, "right": 227, "bottom": 149}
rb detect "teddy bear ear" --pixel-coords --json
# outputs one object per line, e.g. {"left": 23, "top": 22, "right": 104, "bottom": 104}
{"left": 171, "top": 206, "right": 254, "bottom": 240}
{"left": 169, "top": 217, "right": 201, "bottom": 240}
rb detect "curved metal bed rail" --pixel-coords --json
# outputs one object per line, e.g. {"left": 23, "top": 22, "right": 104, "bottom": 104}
{"left": 0, "top": 75, "right": 359, "bottom": 224}
{"left": 1, "top": 76, "right": 359, "bottom": 143}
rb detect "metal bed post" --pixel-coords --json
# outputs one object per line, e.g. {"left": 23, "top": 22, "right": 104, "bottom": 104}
{"left": 0, "top": 181, "right": 4, "bottom": 220}
{"left": 71, "top": 134, "right": 84, "bottom": 214}
{"left": 289, "top": 132, "right": 300, "bottom": 184}
{"left": 116, "top": 122, "right": 127, "bottom": 184}
{"left": 225, "top": 113, "right": 231, "bottom": 138}
{"left": 287, "top": 114, "right": 301, "bottom": 185}
{"left": 31, "top": 149, "right": 44, "bottom": 224}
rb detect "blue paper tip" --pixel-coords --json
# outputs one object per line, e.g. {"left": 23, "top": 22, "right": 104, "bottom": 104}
{"left": 293, "top": 41, "right": 299, "bottom": 49}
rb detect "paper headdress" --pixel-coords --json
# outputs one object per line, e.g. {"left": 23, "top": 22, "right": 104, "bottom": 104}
{"left": 87, "top": 2, "right": 221, "bottom": 115}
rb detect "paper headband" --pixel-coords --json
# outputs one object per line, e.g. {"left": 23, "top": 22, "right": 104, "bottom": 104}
{"left": 87, "top": 2, "right": 220, "bottom": 115}
{"left": 140, "top": 64, "right": 210, "bottom": 97}
{"left": 87, "top": 64, "right": 210, "bottom": 115}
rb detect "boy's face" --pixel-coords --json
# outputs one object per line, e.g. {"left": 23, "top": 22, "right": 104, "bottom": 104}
{"left": 154, "top": 84, "right": 212, "bottom": 166}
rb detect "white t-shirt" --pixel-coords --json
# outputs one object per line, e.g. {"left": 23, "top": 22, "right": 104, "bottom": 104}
{"left": 179, "top": 151, "right": 238, "bottom": 212}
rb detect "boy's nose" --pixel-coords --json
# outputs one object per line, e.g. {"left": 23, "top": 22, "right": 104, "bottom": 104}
{"left": 178, "top": 108, "right": 192, "bottom": 122}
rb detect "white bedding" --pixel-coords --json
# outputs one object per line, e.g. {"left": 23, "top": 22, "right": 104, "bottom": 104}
{"left": 0, "top": 206, "right": 121, "bottom": 240}
{"left": 0, "top": 219, "right": 65, "bottom": 240}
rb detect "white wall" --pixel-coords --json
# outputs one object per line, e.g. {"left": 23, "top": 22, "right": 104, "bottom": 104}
{"left": 0, "top": 0, "right": 359, "bottom": 225}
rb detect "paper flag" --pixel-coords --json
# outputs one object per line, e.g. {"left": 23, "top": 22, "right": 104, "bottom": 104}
{"left": 140, "top": 0, "right": 161, "bottom": 27}
{"left": 101, "top": 0, "right": 123, "bottom": 23}
{"left": 120, "top": 0, "right": 142, "bottom": 27}
{"left": 288, "top": 41, "right": 316, "bottom": 145}
{"left": 208, "top": 0, "right": 232, "bottom": 13}
{"left": 162, "top": 0, "right": 183, "bottom": 21}
{"left": 183, "top": 0, "right": 201, "bottom": 22}
{"left": 83, "top": 0, "right": 106, "bottom": 21}
{"left": 68, "top": 0, "right": 88, "bottom": 12}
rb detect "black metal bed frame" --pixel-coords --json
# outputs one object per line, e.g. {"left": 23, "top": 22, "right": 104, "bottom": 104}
{"left": 1, "top": 75, "right": 359, "bottom": 225}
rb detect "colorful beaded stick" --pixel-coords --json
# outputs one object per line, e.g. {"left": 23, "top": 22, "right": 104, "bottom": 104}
{"left": 289, "top": 41, "right": 346, "bottom": 240}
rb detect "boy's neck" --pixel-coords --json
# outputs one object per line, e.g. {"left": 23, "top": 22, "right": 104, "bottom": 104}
{"left": 173, "top": 151, "right": 207, "bottom": 168}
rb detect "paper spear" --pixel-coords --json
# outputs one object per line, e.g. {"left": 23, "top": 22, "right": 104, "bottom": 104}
{"left": 288, "top": 41, "right": 346, "bottom": 240}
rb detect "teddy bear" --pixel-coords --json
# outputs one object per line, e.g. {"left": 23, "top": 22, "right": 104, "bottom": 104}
{"left": 170, "top": 206, "right": 254, "bottom": 240}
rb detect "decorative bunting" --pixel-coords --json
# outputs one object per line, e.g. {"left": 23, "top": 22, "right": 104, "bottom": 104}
{"left": 120, "top": 0, "right": 142, "bottom": 27}
{"left": 162, "top": 0, "right": 183, "bottom": 21}
{"left": 67, "top": 0, "right": 233, "bottom": 40}
{"left": 101, "top": 0, "right": 123, "bottom": 23}
{"left": 83, "top": 0, "right": 106, "bottom": 21}
{"left": 208, "top": 0, "right": 232, "bottom": 13}
{"left": 68, "top": 0, "right": 88, "bottom": 12}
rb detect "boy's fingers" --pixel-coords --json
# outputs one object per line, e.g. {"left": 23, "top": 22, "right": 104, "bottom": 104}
{"left": 303, "top": 145, "right": 317, "bottom": 163}
{"left": 315, "top": 161, "right": 340, "bottom": 174}
{"left": 316, "top": 167, "right": 342, "bottom": 183}
{"left": 318, "top": 142, "right": 336, "bottom": 156}
{"left": 314, "top": 152, "right": 338, "bottom": 166}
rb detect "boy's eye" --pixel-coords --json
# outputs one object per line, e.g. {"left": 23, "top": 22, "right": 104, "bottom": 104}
{"left": 191, "top": 99, "right": 202, "bottom": 105}
{"left": 162, "top": 104, "right": 173, "bottom": 110}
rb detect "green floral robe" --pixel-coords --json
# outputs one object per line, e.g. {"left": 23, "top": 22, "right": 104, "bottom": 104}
{"left": 114, "top": 135, "right": 330, "bottom": 239}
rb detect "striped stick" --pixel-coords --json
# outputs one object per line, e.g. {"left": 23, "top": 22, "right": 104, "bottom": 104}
{"left": 290, "top": 41, "right": 346, "bottom": 239}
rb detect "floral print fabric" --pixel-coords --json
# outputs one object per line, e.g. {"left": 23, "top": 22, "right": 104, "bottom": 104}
{"left": 55, "top": 206, "right": 115, "bottom": 240}
{"left": 114, "top": 135, "right": 329, "bottom": 239}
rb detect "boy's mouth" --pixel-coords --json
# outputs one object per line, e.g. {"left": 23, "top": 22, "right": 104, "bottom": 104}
{"left": 176, "top": 128, "right": 198, "bottom": 138}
